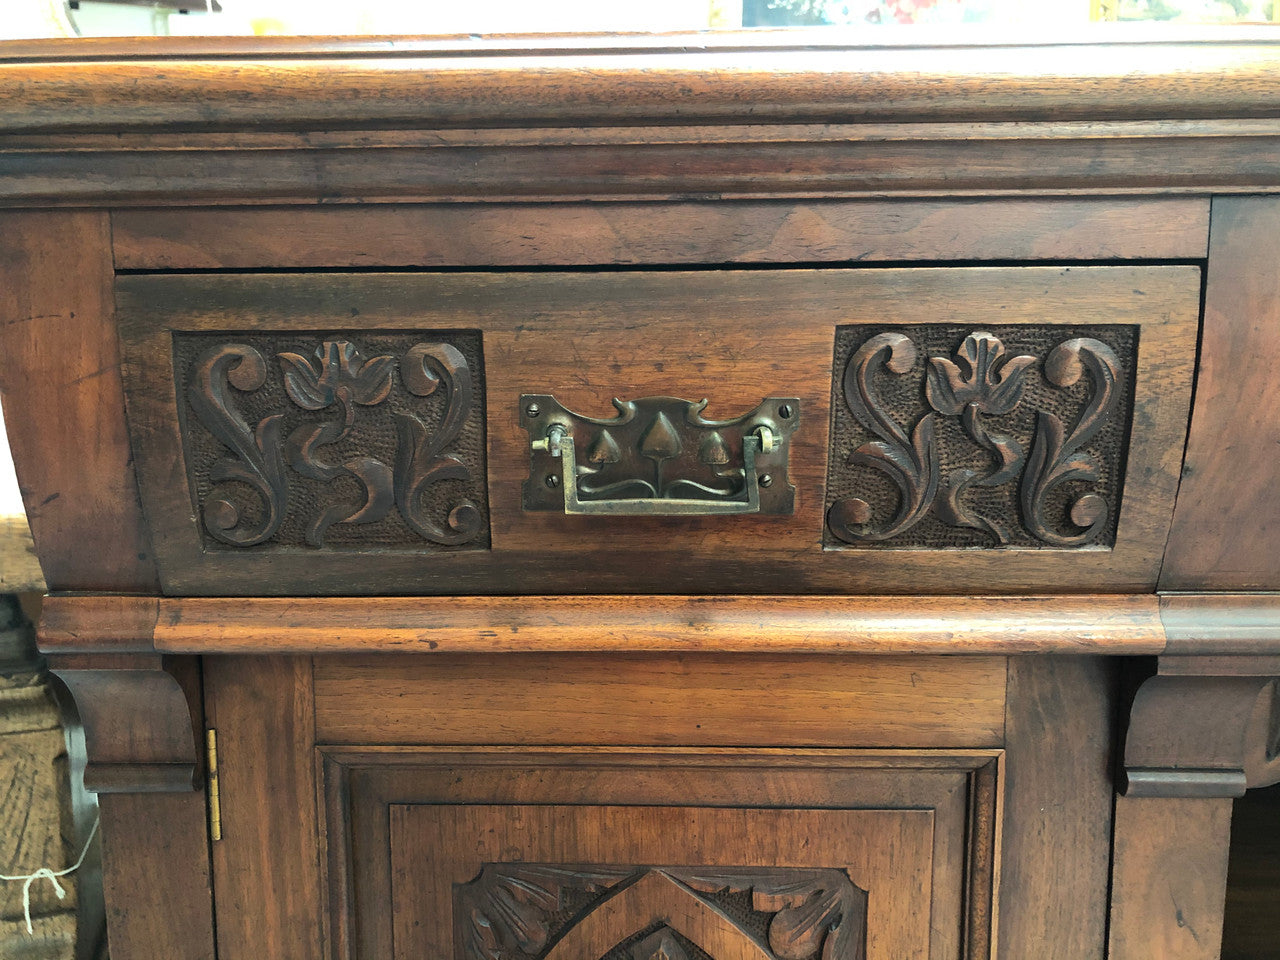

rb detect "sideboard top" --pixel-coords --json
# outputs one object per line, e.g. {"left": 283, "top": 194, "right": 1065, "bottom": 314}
{"left": 4, "top": 30, "right": 1280, "bottom": 203}
{"left": 5, "top": 30, "right": 1280, "bottom": 135}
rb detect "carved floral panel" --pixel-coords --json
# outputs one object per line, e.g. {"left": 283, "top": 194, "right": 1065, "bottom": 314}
{"left": 824, "top": 324, "right": 1137, "bottom": 549}
{"left": 174, "top": 331, "right": 489, "bottom": 551}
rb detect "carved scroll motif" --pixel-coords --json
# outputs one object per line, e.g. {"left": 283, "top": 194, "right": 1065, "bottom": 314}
{"left": 1020, "top": 338, "right": 1121, "bottom": 546}
{"left": 825, "top": 326, "right": 1132, "bottom": 549}
{"left": 181, "top": 333, "right": 488, "bottom": 551}
{"left": 394, "top": 343, "right": 484, "bottom": 545}
{"left": 187, "top": 343, "right": 289, "bottom": 547}
{"left": 679, "top": 868, "right": 866, "bottom": 960}
{"left": 825, "top": 333, "right": 938, "bottom": 542}
{"left": 458, "top": 864, "right": 631, "bottom": 960}
{"left": 455, "top": 863, "right": 867, "bottom": 960}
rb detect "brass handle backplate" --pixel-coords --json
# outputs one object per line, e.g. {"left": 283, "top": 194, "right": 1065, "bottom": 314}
{"left": 520, "top": 395, "right": 799, "bottom": 516}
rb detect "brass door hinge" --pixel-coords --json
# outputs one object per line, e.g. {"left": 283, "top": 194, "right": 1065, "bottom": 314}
{"left": 205, "top": 729, "right": 222, "bottom": 842}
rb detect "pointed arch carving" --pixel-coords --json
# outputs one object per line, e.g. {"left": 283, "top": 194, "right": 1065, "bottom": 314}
{"left": 458, "top": 863, "right": 866, "bottom": 960}
{"left": 543, "top": 871, "right": 773, "bottom": 960}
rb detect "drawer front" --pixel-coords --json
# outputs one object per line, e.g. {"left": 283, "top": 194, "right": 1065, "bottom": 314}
{"left": 322, "top": 749, "right": 999, "bottom": 960}
{"left": 117, "top": 266, "right": 1198, "bottom": 595}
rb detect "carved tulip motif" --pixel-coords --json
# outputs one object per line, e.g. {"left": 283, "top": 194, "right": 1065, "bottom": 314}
{"left": 925, "top": 332, "right": 1036, "bottom": 542}
{"left": 827, "top": 327, "right": 1126, "bottom": 548}
{"left": 925, "top": 331, "right": 1035, "bottom": 417}
{"left": 185, "top": 336, "right": 485, "bottom": 550}
{"left": 276, "top": 342, "right": 398, "bottom": 546}
{"left": 279, "top": 340, "right": 395, "bottom": 412}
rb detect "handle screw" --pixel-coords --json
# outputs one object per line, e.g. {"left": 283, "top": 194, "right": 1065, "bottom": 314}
{"left": 759, "top": 474, "right": 774, "bottom": 488}
{"left": 545, "top": 474, "right": 560, "bottom": 489}
{"left": 525, "top": 402, "right": 541, "bottom": 418}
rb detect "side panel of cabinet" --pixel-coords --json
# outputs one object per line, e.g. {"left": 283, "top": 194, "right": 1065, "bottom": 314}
{"left": 0, "top": 210, "right": 157, "bottom": 592}
{"left": 1162, "top": 195, "right": 1280, "bottom": 589}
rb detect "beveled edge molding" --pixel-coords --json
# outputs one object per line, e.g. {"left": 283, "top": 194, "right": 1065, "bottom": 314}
{"left": 5, "top": 39, "right": 1280, "bottom": 203}
{"left": 7, "top": 129, "right": 1280, "bottom": 206}
{"left": 7, "top": 36, "right": 1280, "bottom": 132}
{"left": 1160, "top": 593, "right": 1280, "bottom": 654}
{"left": 40, "top": 597, "right": 199, "bottom": 794}
{"left": 1123, "top": 655, "right": 1280, "bottom": 799}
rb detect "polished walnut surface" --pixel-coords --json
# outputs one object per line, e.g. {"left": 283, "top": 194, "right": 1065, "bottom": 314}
{"left": 3, "top": 34, "right": 1280, "bottom": 960}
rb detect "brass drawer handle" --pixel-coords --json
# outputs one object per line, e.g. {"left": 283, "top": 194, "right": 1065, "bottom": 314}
{"left": 521, "top": 395, "right": 798, "bottom": 516}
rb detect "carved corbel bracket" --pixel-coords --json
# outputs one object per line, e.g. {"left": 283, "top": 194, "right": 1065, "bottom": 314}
{"left": 1123, "top": 655, "right": 1280, "bottom": 798}
{"left": 39, "top": 597, "right": 199, "bottom": 793}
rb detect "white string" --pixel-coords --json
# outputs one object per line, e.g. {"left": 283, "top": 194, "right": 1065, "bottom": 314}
{"left": 0, "top": 815, "right": 100, "bottom": 935}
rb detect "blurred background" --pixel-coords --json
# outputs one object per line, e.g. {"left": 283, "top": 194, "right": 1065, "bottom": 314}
{"left": 6, "top": 0, "right": 1280, "bottom": 39}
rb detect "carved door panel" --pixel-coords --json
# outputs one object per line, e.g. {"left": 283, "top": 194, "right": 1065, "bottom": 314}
{"left": 322, "top": 749, "right": 999, "bottom": 960}
{"left": 389, "top": 804, "right": 926, "bottom": 960}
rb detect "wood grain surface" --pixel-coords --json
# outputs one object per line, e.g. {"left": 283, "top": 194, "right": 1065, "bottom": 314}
{"left": 5, "top": 36, "right": 1280, "bottom": 130}
{"left": 117, "top": 266, "right": 1199, "bottom": 596}
{"left": 9, "top": 127, "right": 1280, "bottom": 205}
{"left": 998, "top": 657, "right": 1117, "bottom": 960}
{"left": 1162, "top": 195, "right": 1280, "bottom": 590}
{"left": 1124, "top": 660, "right": 1280, "bottom": 798}
{"left": 1108, "top": 797, "right": 1233, "bottom": 960}
{"left": 46, "top": 652, "right": 199, "bottom": 794}
{"left": 140, "top": 594, "right": 1165, "bottom": 654}
{"left": 98, "top": 793, "right": 215, "bottom": 960}
{"left": 1161, "top": 594, "right": 1280, "bottom": 655}
{"left": 312, "top": 653, "right": 1007, "bottom": 747}
{"left": 1, "top": 38, "right": 1279, "bottom": 204}
{"left": 203, "top": 656, "right": 323, "bottom": 960}
{"left": 322, "top": 747, "right": 994, "bottom": 960}
{"left": 39, "top": 596, "right": 160, "bottom": 654}
{"left": 0, "top": 211, "right": 156, "bottom": 592}
{"left": 56, "top": 652, "right": 215, "bottom": 960}
{"left": 46, "top": 593, "right": 1280, "bottom": 657}
{"left": 391, "top": 803, "right": 933, "bottom": 960}
{"left": 110, "top": 199, "right": 1210, "bottom": 269}
{"left": 3, "top": 35, "right": 1276, "bottom": 960}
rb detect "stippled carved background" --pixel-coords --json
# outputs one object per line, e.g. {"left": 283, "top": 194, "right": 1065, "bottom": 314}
{"left": 174, "top": 330, "right": 489, "bottom": 552}
{"left": 824, "top": 324, "right": 1137, "bottom": 550}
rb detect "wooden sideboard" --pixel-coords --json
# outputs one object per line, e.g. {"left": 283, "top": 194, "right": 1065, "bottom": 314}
{"left": 3, "top": 31, "right": 1280, "bottom": 960}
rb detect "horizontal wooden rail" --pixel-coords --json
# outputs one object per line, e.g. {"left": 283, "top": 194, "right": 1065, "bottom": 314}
{"left": 34, "top": 593, "right": 1190, "bottom": 655}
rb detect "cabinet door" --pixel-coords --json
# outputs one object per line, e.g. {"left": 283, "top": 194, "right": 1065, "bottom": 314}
{"left": 203, "top": 654, "right": 1123, "bottom": 960}
{"left": 323, "top": 749, "right": 999, "bottom": 960}
{"left": 391, "top": 803, "right": 929, "bottom": 960}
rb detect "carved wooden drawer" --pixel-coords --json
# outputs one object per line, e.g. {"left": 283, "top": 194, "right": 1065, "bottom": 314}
{"left": 117, "top": 265, "right": 1198, "bottom": 595}
{"left": 321, "top": 749, "right": 998, "bottom": 960}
